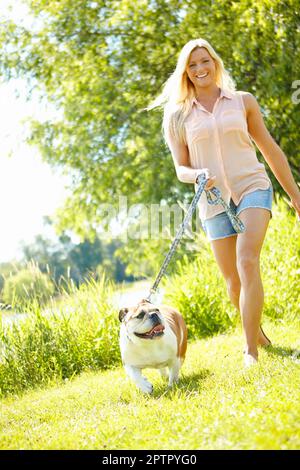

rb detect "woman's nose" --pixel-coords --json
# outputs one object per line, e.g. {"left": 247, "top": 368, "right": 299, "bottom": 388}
{"left": 196, "top": 66, "right": 205, "bottom": 74}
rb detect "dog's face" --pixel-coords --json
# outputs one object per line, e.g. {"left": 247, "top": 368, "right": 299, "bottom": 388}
{"left": 119, "top": 299, "right": 165, "bottom": 340}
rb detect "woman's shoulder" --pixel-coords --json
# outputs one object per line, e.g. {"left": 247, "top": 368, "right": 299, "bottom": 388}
{"left": 234, "top": 90, "right": 257, "bottom": 101}
{"left": 234, "top": 90, "right": 258, "bottom": 112}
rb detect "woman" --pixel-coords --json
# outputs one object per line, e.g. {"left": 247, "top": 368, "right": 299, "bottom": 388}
{"left": 148, "top": 38, "right": 300, "bottom": 367}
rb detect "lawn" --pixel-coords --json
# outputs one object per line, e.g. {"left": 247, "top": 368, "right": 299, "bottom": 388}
{"left": 1, "top": 318, "right": 299, "bottom": 450}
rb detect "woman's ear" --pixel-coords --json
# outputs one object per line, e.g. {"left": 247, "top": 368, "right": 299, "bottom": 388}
{"left": 118, "top": 308, "right": 129, "bottom": 322}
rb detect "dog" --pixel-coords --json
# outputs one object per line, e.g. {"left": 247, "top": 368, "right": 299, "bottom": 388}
{"left": 118, "top": 298, "right": 187, "bottom": 394}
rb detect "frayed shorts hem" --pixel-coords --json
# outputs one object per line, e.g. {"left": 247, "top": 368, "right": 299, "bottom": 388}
{"left": 236, "top": 206, "right": 272, "bottom": 217}
{"left": 207, "top": 233, "right": 238, "bottom": 241}
{"left": 201, "top": 186, "right": 273, "bottom": 242}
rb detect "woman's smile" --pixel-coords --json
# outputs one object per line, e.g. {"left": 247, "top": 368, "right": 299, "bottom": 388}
{"left": 196, "top": 72, "right": 209, "bottom": 79}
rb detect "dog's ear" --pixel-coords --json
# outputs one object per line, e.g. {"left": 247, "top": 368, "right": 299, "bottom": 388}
{"left": 119, "top": 308, "right": 129, "bottom": 322}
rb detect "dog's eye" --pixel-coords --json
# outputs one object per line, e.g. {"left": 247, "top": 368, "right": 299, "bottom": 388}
{"left": 136, "top": 311, "right": 145, "bottom": 319}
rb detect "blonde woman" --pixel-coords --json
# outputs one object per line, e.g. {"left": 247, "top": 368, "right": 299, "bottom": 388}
{"left": 148, "top": 38, "right": 300, "bottom": 367}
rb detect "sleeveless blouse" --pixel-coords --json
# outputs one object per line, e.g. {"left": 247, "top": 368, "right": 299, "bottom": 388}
{"left": 183, "top": 88, "right": 271, "bottom": 221}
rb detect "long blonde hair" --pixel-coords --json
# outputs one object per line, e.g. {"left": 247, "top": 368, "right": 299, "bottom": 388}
{"left": 147, "top": 38, "right": 236, "bottom": 145}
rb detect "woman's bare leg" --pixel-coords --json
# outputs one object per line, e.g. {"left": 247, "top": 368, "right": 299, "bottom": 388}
{"left": 236, "top": 208, "right": 271, "bottom": 360}
{"left": 210, "top": 231, "right": 271, "bottom": 349}
{"left": 210, "top": 235, "right": 240, "bottom": 310}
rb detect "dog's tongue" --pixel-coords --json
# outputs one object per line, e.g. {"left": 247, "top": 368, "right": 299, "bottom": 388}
{"left": 151, "top": 324, "right": 165, "bottom": 334}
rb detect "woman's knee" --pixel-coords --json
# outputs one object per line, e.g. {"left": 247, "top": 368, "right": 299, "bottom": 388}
{"left": 237, "top": 252, "right": 260, "bottom": 281}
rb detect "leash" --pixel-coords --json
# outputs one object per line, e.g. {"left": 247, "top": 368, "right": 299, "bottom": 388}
{"left": 146, "top": 173, "right": 245, "bottom": 303}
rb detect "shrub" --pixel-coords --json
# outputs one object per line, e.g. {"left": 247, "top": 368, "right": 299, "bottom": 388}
{"left": 261, "top": 198, "right": 300, "bottom": 321}
{"left": 162, "top": 243, "right": 235, "bottom": 340}
{"left": 2, "top": 262, "right": 55, "bottom": 312}
{"left": 0, "top": 274, "right": 120, "bottom": 397}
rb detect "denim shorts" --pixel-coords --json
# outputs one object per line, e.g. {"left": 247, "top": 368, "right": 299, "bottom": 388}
{"left": 202, "top": 185, "right": 273, "bottom": 241}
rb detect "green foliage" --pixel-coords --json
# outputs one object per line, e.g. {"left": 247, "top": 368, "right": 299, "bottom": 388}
{"left": 19, "top": 229, "right": 135, "bottom": 286}
{"left": 1, "top": 0, "right": 299, "bottom": 253}
{"left": 262, "top": 198, "right": 300, "bottom": 321}
{"left": 114, "top": 197, "right": 205, "bottom": 278}
{"left": 163, "top": 247, "right": 235, "bottom": 339}
{"left": 2, "top": 262, "right": 55, "bottom": 311}
{"left": 0, "top": 261, "right": 22, "bottom": 299}
{"left": 0, "top": 275, "right": 120, "bottom": 397}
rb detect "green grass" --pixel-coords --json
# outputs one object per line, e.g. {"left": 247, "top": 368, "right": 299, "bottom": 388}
{"left": 1, "top": 318, "right": 299, "bottom": 450}
{"left": 0, "top": 199, "right": 298, "bottom": 398}
{"left": 0, "top": 199, "right": 299, "bottom": 449}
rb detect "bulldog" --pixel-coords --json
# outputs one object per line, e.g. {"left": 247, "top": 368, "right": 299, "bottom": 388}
{"left": 119, "top": 299, "right": 187, "bottom": 394}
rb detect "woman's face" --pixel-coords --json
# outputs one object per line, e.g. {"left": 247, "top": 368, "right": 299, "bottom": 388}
{"left": 186, "top": 47, "right": 217, "bottom": 89}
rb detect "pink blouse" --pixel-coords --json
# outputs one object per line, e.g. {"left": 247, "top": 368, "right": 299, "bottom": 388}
{"left": 172, "top": 88, "right": 271, "bottom": 221}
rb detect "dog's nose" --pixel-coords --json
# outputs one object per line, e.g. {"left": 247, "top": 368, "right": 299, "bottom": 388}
{"left": 149, "top": 312, "right": 160, "bottom": 323}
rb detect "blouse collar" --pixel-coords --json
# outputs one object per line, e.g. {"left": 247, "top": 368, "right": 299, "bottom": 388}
{"left": 191, "top": 87, "right": 233, "bottom": 107}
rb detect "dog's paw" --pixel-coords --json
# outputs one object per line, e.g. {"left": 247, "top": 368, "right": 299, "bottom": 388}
{"left": 168, "top": 377, "right": 179, "bottom": 388}
{"left": 138, "top": 379, "right": 153, "bottom": 394}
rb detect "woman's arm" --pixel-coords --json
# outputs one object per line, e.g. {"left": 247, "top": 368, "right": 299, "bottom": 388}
{"left": 166, "top": 129, "right": 216, "bottom": 189}
{"left": 243, "top": 92, "right": 300, "bottom": 219}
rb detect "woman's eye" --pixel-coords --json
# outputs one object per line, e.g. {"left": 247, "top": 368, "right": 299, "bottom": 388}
{"left": 189, "top": 60, "right": 209, "bottom": 68}
{"left": 137, "top": 311, "right": 145, "bottom": 319}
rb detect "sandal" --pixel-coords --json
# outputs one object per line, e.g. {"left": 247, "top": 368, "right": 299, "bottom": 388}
{"left": 244, "top": 353, "right": 258, "bottom": 368}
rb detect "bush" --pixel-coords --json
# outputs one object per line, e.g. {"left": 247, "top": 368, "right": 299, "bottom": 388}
{"left": 0, "top": 274, "right": 120, "bottom": 397}
{"left": 261, "top": 198, "right": 300, "bottom": 321}
{"left": 162, "top": 246, "right": 235, "bottom": 340}
{"left": 2, "top": 262, "right": 55, "bottom": 311}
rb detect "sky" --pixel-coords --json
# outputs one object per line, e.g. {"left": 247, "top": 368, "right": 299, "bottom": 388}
{"left": 0, "top": 81, "right": 70, "bottom": 263}
{"left": 0, "top": 0, "right": 70, "bottom": 263}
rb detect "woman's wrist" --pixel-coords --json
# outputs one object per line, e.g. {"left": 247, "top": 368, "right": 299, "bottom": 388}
{"left": 195, "top": 169, "right": 206, "bottom": 184}
{"left": 290, "top": 191, "right": 300, "bottom": 204}
{"left": 287, "top": 181, "right": 300, "bottom": 201}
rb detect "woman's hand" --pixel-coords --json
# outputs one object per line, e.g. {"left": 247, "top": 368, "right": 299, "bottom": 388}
{"left": 195, "top": 168, "right": 216, "bottom": 190}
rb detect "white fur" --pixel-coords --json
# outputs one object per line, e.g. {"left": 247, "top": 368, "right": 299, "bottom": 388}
{"left": 120, "top": 321, "right": 182, "bottom": 394}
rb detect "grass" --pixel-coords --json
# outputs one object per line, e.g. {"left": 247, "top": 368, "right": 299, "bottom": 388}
{"left": 1, "top": 318, "right": 299, "bottom": 450}
{"left": 1, "top": 199, "right": 298, "bottom": 398}
{"left": 0, "top": 199, "right": 299, "bottom": 449}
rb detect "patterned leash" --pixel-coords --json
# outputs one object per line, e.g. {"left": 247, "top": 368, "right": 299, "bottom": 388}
{"left": 146, "top": 173, "right": 245, "bottom": 303}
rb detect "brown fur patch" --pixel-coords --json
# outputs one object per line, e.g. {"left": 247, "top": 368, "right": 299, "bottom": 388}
{"left": 159, "top": 306, "right": 187, "bottom": 360}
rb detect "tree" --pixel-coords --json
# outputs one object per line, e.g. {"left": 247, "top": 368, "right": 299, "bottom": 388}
{"left": 19, "top": 227, "right": 135, "bottom": 285}
{"left": 1, "top": 0, "right": 299, "bottom": 275}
